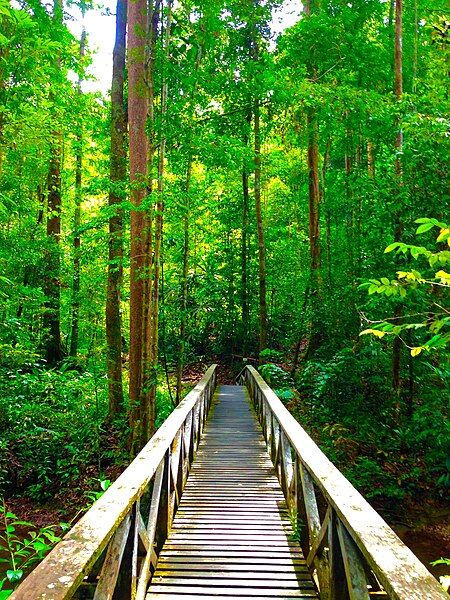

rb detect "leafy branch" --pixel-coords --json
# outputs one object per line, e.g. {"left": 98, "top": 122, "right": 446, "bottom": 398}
{"left": 359, "top": 218, "right": 449, "bottom": 356}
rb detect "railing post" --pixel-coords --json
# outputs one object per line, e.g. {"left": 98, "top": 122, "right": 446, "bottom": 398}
{"left": 329, "top": 510, "right": 349, "bottom": 600}
{"left": 154, "top": 449, "right": 170, "bottom": 555}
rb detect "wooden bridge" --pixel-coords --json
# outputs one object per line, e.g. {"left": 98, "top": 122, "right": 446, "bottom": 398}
{"left": 11, "top": 365, "right": 448, "bottom": 600}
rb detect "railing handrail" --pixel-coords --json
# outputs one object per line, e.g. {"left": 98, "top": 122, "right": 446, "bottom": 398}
{"left": 11, "top": 364, "right": 217, "bottom": 600}
{"left": 243, "top": 365, "right": 448, "bottom": 600}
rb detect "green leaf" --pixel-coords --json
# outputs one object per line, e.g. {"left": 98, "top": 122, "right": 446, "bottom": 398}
{"left": 416, "top": 222, "right": 434, "bottom": 234}
{"left": 6, "top": 570, "right": 23, "bottom": 584}
{"left": 384, "top": 243, "right": 400, "bottom": 253}
{"left": 360, "top": 329, "right": 386, "bottom": 339}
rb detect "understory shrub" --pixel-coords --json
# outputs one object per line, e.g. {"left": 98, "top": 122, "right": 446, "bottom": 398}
{"left": 0, "top": 362, "right": 112, "bottom": 501}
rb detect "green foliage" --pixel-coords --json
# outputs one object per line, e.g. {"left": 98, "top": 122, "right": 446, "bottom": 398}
{"left": 258, "top": 362, "right": 295, "bottom": 403}
{"left": 0, "top": 503, "right": 61, "bottom": 595}
{"left": 0, "top": 364, "right": 114, "bottom": 500}
{"left": 294, "top": 346, "right": 449, "bottom": 504}
{"left": 360, "top": 219, "right": 450, "bottom": 356}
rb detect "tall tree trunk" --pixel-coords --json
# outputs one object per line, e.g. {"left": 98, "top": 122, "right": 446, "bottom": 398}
{"left": 304, "top": 0, "right": 322, "bottom": 355}
{"left": 44, "top": 0, "right": 65, "bottom": 367}
{"left": 241, "top": 149, "right": 250, "bottom": 352}
{"left": 106, "top": 0, "right": 127, "bottom": 420}
{"left": 241, "top": 109, "right": 252, "bottom": 355}
{"left": 145, "top": 0, "right": 172, "bottom": 433}
{"left": 175, "top": 160, "right": 192, "bottom": 405}
{"left": 254, "top": 99, "right": 268, "bottom": 353}
{"left": 128, "top": 0, "right": 149, "bottom": 453}
{"left": 70, "top": 23, "right": 86, "bottom": 358}
{"left": 392, "top": 0, "right": 403, "bottom": 396}
{"left": 175, "top": 41, "right": 203, "bottom": 403}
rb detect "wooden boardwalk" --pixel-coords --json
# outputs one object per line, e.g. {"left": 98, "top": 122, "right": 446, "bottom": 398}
{"left": 147, "top": 384, "right": 318, "bottom": 600}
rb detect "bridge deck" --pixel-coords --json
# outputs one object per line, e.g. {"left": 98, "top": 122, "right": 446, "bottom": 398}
{"left": 147, "top": 384, "right": 318, "bottom": 600}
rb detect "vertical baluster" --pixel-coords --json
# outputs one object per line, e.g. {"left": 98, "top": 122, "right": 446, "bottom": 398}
{"left": 336, "top": 520, "right": 370, "bottom": 600}
{"left": 271, "top": 416, "right": 280, "bottom": 467}
{"left": 130, "top": 502, "right": 141, "bottom": 598}
{"left": 280, "top": 431, "right": 294, "bottom": 509}
{"left": 155, "top": 449, "right": 170, "bottom": 553}
{"left": 293, "top": 457, "right": 310, "bottom": 552}
{"left": 301, "top": 465, "right": 330, "bottom": 600}
{"left": 328, "top": 509, "right": 349, "bottom": 600}
{"left": 182, "top": 411, "right": 192, "bottom": 486}
{"left": 265, "top": 401, "right": 272, "bottom": 447}
{"left": 93, "top": 512, "right": 132, "bottom": 600}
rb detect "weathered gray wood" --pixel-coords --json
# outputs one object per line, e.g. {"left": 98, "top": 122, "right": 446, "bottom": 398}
{"left": 329, "top": 509, "right": 348, "bottom": 600}
{"left": 93, "top": 513, "right": 131, "bottom": 600}
{"left": 11, "top": 365, "right": 217, "bottom": 600}
{"left": 243, "top": 366, "right": 448, "bottom": 600}
{"left": 306, "top": 505, "right": 331, "bottom": 568}
{"left": 336, "top": 520, "right": 370, "bottom": 600}
{"left": 131, "top": 503, "right": 140, "bottom": 598}
{"left": 147, "top": 385, "right": 318, "bottom": 600}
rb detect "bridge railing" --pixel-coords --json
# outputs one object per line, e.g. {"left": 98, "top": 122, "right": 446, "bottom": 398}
{"left": 11, "top": 364, "right": 217, "bottom": 600}
{"left": 240, "top": 365, "right": 448, "bottom": 600}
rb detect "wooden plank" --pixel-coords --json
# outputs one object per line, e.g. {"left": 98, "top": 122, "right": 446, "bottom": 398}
{"left": 93, "top": 512, "right": 131, "bottom": 600}
{"left": 147, "top": 586, "right": 318, "bottom": 597}
{"left": 155, "top": 563, "right": 309, "bottom": 572}
{"left": 152, "top": 569, "right": 312, "bottom": 587}
{"left": 148, "top": 385, "right": 317, "bottom": 600}
{"left": 337, "top": 520, "right": 370, "bottom": 600}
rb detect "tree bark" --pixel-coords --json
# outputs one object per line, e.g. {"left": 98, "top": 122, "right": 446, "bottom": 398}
{"left": 44, "top": 0, "right": 65, "bottom": 367}
{"left": 254, "top": 99, "right": 268, "bottom": 353}
{"left": 175, "top": 41, "right": 203, "bottom": 404}
{"left": 106, "top": 0, "right": 127, "bottom": 420}
{"left": 241, "top": 109, "right": 252, "bottom": 355}
{"left": 392, "top": 0, "right": 403, "bottom": 397}
{"left": 145, "top": 0, "right": 172, "bottom": 435}
{"left": 70, "top": 23, "right": 86, "bottom": 358}
{"left": 128, "top": 0, "right": 150, "bottom": 453}
{"left": 176, "top": 160, "right": 192, "bottom": 405}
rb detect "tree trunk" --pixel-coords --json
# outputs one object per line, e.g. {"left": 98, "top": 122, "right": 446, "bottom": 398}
{"left": 241, "top": 109, "right": 251, "bottom": 355}
{"left": 176, "top": 160, "right": 192, "bottom": 405}
{"left": 70, "top": 23, "right": 86, "bottom": 358}
{"left": 44, "top": 0, "right": 65, "bottom": 367}
{"left": 145, "top": 0, "right": 172, "bottom": 436}
{"left": 106, "top": 0, "right": 127, "bottom": 420}
{"left": 128, "top": 0, "right": 149, "bottom": 454}
{"left": 175, "top": 41, "right": 203, "bottom": 404}
{"left": 392, "top": 0, "right": 403, "bottom": 397}
{"left": 254, "top": 99, "right": 268, "bottom": 353}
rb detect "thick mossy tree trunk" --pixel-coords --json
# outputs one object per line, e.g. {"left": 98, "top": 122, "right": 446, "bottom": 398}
{"left": 304, "top": 0, "right": 323, "bottom": 356}
{"left": 146, "top": 0, "right": 172, "bottom": 425}
{"left": 128, "top": 0, "right": 150, "bottom": 454}
{"left": 106, "top": 0, "right": 127, "bottom": 420}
